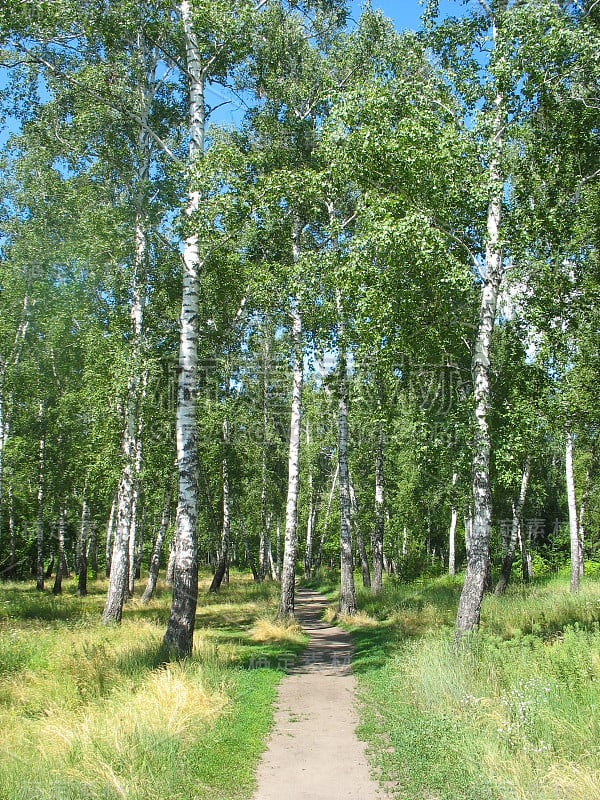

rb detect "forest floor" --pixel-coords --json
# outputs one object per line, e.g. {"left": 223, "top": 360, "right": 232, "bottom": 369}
{"left": 252, "top": 588, "right": 388, "bottom": 800}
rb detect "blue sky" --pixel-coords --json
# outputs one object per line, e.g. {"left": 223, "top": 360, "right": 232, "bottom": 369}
{"left": 349, "top": 0, "right": 424, "bottom": 30}
{"left": 349, "top": 1, "right": 464, "bottom": 31}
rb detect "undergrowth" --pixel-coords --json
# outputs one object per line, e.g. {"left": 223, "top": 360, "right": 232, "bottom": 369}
{"left": 341, "top": 573, "right": 600, "bottom": 800}
{"left": 0, "top": 571, "right": 306, "bottom": 800}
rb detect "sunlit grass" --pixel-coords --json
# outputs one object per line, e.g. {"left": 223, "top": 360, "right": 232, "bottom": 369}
{"left": 350, "top": 573, "right": 600, "bottom": 800}
{"left": 0, "top": 571, "right": 304, "bottom": 800}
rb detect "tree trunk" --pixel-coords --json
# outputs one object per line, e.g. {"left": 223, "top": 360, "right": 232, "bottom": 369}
{"left": 89, "top": 522, "right": 98, "bottom": 579}
{"left": 163, "top": 2, "right": 205, "bottom": 655}
{"left": 105, "top": 493, "right": 116, "bottom": 578}
{"left": 519, "top": 515, "right": 533, "bottom": 582}
{"left": 313, "top": 464, "right": 338, "bottom": 577}
{"left": 237, "top": 505, "right": 259, "bottom": 582}
{"left": 7, "top": 482, "right": 16, "bottom": 579}
{"left": 371, "top": 414, "right": 385, "bottom": 594}
{"left": 0, "top": 296, "right": 29, "bottom": 555}
{"left": 350, "top": 478, "right": 370, "bottom": 589}
{"left": 495, "top": 459, "right": 530, "bottom": 595}
{"left": 303, "top": 421, "right": 317, "bottom": 580}
{"left": 448, "top": 471, "right": 458, "bottom": 577}
{"left": 52, "top": 506, "right": 68, "bottom": 595}
{"left": 77, "top": 497, "right": 90, "bottom": 597}
{"left": 103, "top": 37, "right": 153, "bottom": 622}
{"left": 577, "top": 460, "right": 592, "bottom": 577}
{"left": 141, "top": 489, "right": 170, "bottom": 604}
{"left": 36, "top": 410, "right": 45, "bottom": 591}
{"left": 278, "top": 225, "right": 303, "bottom": 619}
{"left": 210, "top": 418, "right": 231, "bottom": 593}
{"left": 336, "top": 287, "right": 356, "bottom": 616}
{"left": 259, "top": 327, "right": 271, "bottom": 581}
{"left": 274, "top": 513, "right": 282, "bottom": 582}
{"left": 166, "top": 537, "right": 175, "bottom": 585}
{"left": 127, "top": 387, "right": 146, "bottom": 598}
{"left": 455, "top": 10, "right": 505, "bottom": 640}
{"left": 566, "top": 430, "right": 580, "bottom": 593}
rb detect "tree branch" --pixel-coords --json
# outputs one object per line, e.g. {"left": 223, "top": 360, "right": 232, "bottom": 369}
{"left": 12, "top": 41, "right": 182, "bottom": 164}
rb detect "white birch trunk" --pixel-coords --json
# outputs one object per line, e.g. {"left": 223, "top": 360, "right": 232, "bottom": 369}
{"left": 103, "top": 38, "right": 153, "bottom": 623}
{"left": 36, "top": 403, "right": 45, "bottom": 590}
{"left": 313, "top": 464, "right": 338, "bottom": 577}
{"left": 7, "top": 481, "right": 16, "bottom": 578}
{"left": 260, "top": 328, "right": 271, "bottom": 580}
{"left": 141, "top": 489, "right": 171, "bottom": 604}
{"left": 163, "top": 2, "right": 204, "bottom": 654}
{"left": 52, "top": 506, "right": 68, "bottom": 595}
{"left": 210, "top": 418, "right": 231, "bottom": 592}
{"left": 577, "top": 463, "right": 592, "bottom": 577}
{"left": 127, "top": 389, "right": 146, "bottom": 598}
{"left": 336, "top": 288, "right": 356, "bottom": 616}
{"left": 304, "top": 421, "right": 316, "bottom": 580}
{"left": 495, "top": 460, "right": 530, "bottom": 595}
{"left": 105, "top": 494, "right": 116, "bottom": 578}
{"left": 0, "top": 296, "right": 29, "bottom": 550}
{"left": 449, "top": 472, "right": 458, "bottom": 577}
{"left": 371, "top": 410, "right": 385, "bottom": 594}
{"left": 78, "top": 497, "right": 90, "bottom": 597}
{"left": 566, "top": 431, "right": 580, "bottom": 593}
{"left": 350, "top": 477, "right": 371, "bottom": 589}
{"left": 275, "top": 513, "right": 282, "bottom": 582}
{"left": 278, "top": 224, "right": 304, "bottom": 619}
{"left": 455, "top": 6, "right": 506, "bottom": 639}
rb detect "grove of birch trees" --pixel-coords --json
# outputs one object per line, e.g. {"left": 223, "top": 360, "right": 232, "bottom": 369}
{"left": 0, "top": 0, "right": 598, "bottom": 652}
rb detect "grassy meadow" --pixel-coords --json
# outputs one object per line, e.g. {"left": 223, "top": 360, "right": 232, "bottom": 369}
{"left": 0, "top": 572, "right": 306, "bottom": 800}
{"left": 2, "top": 569, "right": 599, "bottom": 800}
{"left": 329, "top": 574, "right": 600, "bottom": 800}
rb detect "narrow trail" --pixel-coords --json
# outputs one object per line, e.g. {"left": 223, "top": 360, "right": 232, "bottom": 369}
{"left": 252, "top": 588, "right": 388, "bottom": 800}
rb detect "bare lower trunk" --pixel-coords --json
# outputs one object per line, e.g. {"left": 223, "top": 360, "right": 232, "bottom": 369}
{"left": 89, "top": 523, "right": 98, "bottom": 578}
{"left": 163, "top": 1, "right": 204, "bottom": 655}
{"left": 0, "top": 297, "right": 29, "bottom": 554}
{"left": 577, "top": 461, "right": 592, "bottom": 577}
{"left": 336, "top": 292, "right": 356, "bottom": 616}
{"left": 7, "top": 482, "right": 16, "bottom": 579}
{"left": 495, "top": 460, "right": 530, "bottom": 595}
{"left": 519, "top": 520, "right": 533, "bottom": 583}
{"left": 105, "top": 494, "right": 116, "bottom": 578}
{"left": 304, "top": 422, "right": 316, "bottom": 580}
{"left": 52, "top": 506, "right": 68, "bottom": 595}
{"left": 371, "top": 417, "right": 385, "bottom": 594}
{"left": 275, "top": 514, "right": 281, "bottom": 581}
{"left": 78, "top": 498, "right": 90, "bottom": 597}
{"left": 103, "top": 38, "right": 152, "bottom": 621}
{"left": 128, "top": 393, "right": 146, "bottom": 597}
{"left": 313, "top": 465, "right": 338, "bottom": 577}
{"left": 278, "top": 229, "right": 303, "bottom": 619}
{"left": 448, "top": 472, "right": 458, "bottom": 577}
{"left": 166, "top": 538, "right": 175, "bottom": 585}
{"left": 141, "top": 489, "right": 170, "bottom": 604}
{"left": 259, "top": 329, "right": 271, "bottom": 581}
{"left": 36, "top": 420, "right": 45, "bottom": 590}
{"left": 210, "top": 419, "right": 231, "bottom": 593}
{"left": 238, "top": 506, "right": 259, "bottom": 581}
{"left": 566, "top": 431, "right": 580, "bottom": 593}
{"left": 102, "top": 446, "right": 135, "bottom": 622}
{"left": 350, "top": 479, "right": 370, "bottom": 589}
{"left": 455, "top": 33, "right": 505, "bottom": 639}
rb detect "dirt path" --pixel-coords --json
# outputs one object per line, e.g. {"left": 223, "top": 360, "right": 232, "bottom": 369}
{"left": 252, "top": 588, "right": 388, "bottom": 800}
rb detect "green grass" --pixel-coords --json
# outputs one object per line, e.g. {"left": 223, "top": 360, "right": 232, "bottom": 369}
{"left": 0, "top": 571, "right": 307, "bottom": 800}
{"left": 338, "top": 573, "right": 600, "bottom": 800}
